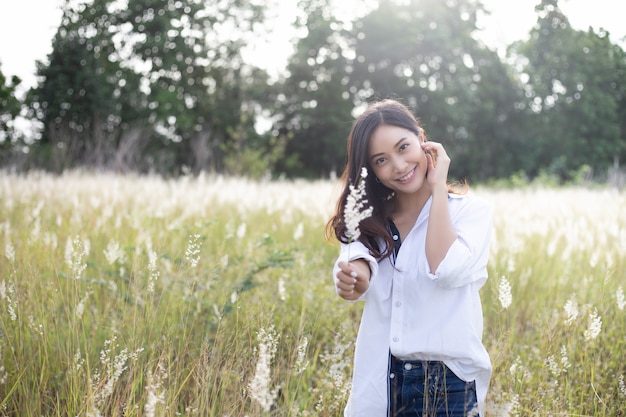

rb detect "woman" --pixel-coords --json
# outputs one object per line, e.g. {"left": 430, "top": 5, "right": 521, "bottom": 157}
{"left": 327, "top": 99, "right": 492, "bottom": 416}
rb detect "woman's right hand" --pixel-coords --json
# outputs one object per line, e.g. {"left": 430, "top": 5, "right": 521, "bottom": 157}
{"left": 336, "top": 259, "right": 371, "bottom": 300}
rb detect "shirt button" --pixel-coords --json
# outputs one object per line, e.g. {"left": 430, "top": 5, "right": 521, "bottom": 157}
{"left": 393, "top": 337, "right": 399, "bottom": 342}
{"left": 395, "top": 301, "right": 401, "bottom": 307}
{"left": 393, "top": 235, "right": 399, "bottom": 240}
{"left": 404, "top": 363, "right": 413, "bottom": 371}
{"left": 389, "top": 373, "right": 395, "bottom": 379}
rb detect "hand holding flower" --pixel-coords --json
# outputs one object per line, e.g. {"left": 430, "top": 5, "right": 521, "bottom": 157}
{"left": 337, "top": 167, "right": 373, "bottom": 300}
{"left": 336, "top": 259, "right": 370, "bottom": 300}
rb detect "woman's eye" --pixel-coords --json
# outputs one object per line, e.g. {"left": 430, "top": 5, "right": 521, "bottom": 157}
{"left": 376, "top": 157, "right": 386, "bottom": 165}
{"left": 399, "top": 143, "right": 409, "bottom": 151}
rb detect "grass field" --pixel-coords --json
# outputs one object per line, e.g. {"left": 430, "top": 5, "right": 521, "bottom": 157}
{"left": 0, "top": 171, "right": 624, "bottom": 416}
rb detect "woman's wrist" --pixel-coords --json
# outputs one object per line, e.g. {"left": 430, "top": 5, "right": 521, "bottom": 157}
{"left": 430, "top": 183, "right": 449, "bottom": 198}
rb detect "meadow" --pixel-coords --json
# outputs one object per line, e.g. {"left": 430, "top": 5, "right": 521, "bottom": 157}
{"left": 0, "top": 171, "right": 624, "bottom": 416}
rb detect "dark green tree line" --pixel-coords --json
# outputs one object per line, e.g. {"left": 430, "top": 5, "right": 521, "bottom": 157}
{"left": 0, "top": 67, "right": 23, "bottom": 165}
{"left": 346, "top": 0, "right": 528, "bottom": 181}
{"left": 1, "top": 0, "right": 624, "bottom": 182}
{"left": 273, "top": 0, "right": 357, "bottom": 177}
{"left": 512, "top": 0, "right": 626, "bottom": 180}
{"left": 25, "top": 0, "right": 274, "bottom": 174}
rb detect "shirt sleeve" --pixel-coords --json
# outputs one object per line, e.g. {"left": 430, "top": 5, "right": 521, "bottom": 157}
{"left": 426, "top": 196, "right": 493, "bottom": 288}
{"left": 333, "top": 240, "right": 379, "bottom": 301}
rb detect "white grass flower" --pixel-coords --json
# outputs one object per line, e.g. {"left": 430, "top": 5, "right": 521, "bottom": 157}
{"left": 316, "top": 324, "right": 353, "bottom": 411}
{"left": 605, "top": 252, "right": 614, "bottom": 270}
{"left": 237, "top": 222, "right": 247, "bottom": 239}
{"left": 4, "top": 239, "right": 14, "bottom": 263}
{"left": 83, "top": 238, "right": 91, "bottom": 256}
{"left": 213, "top": 304, "right": 222, "bottom": 321}
{"left": 220, "top": 254, "right": 229, "bottom": 269}
{"left": 619, "top": 374, "right": 626, "bottom": 398}
{"left": 6, "top": 283, "right": 17, "bottom": 322}
{"left": 248, "top": 325, "right": 279, "bottom": 412}
{"left": 144, "top": 363, "right": 167, "bottom": 417}
{"left": 74, "top": 349, "right": 84, "bottom": 371}
{"left": 564, "top": 297, "right": 579, "bottom": 325}
{"left": 103, "top": 239, "right": 125, "bottom": 266}
{"left": 344, "top": 167, "right": 373, "bottom": 242}
{"left": 589, "top": 250, "right": 599, "bottom": 268}
{"left": 86, "top": 408, "right": 103, "bottom": 417}
{"left": 101, "top": 346, "right": 129, "bottom": 400}
{"left": 295, "top": 336, "right": 309, "bottom": 374}
{"left": 147, "top": 250, "right": 159, "bottom": 293}
{"left": 616, "top": 286, "right": 625, "bottom": 311}
{"left": 490, "top": 393, "right": 520, "bottom": 417}
{"left": 0, "top": 280, "right": 5, "bottom": 300}
{"left": 293, "top": 222, "right": 304, "bottom": 240}
{"left": 560, "top": 345, "right": 570, "bottom": 372}
{"left": 184, "top": 233, "right": 202, "bottom": 268}
{"left": 509, "top": 355, "right": 531, "bottom": 383}
{"left": 65, "top": 235, "right": 87, "bottom": 279}
{"left": 583, "top": 307, "right": 602, "bottom": 341}
{"left": 278, "top": 277, "right": 286, "bottom": 302}
{"left": 546, "top": 354, "right": 560, "bottom": 379}
{"left": 506, "top": 256, "right": 516, "bottom": 273}
{"left": 0, "top": 343, "right": 7, "bottom": 385}
{"left": 76, "top": 292, "right": 91, "bottom": 319}
{"left": 28, "top": 217, "right": 41, "bottom": 244}
{"left": 498, "top": 276, "right": 512, "bottom": 309}
{"left": 92, "top": 335, "right": 144, "bottom": 407}
{"left": 42, "top": 231, "right": 58, "bottom": 249}
{"left": 144, "top": 235, "right": 153, "bottom": 255}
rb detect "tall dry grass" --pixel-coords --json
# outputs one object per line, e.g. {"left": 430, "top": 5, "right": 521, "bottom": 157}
{"left": 0, "top": 171, "right": 624, "bottom": 416}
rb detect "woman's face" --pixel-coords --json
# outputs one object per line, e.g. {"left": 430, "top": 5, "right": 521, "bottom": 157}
{"left": 368, "top": 124, "right": 428, "bottom": 196}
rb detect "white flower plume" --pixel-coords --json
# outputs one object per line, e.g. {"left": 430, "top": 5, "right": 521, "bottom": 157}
{"left": 344, "top": 167, "right": 373, "bottom": 242}
{"left": 498, "top": 276, "right": 512, "bottom": 309}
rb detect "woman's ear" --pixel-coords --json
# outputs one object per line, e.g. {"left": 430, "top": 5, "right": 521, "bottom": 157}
{"left": 417, "top": 127, "right": 426, "bottom": 143}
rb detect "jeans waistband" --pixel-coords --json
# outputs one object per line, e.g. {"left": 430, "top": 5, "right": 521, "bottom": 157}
{"left": 390, "top": 355, "right": 445, "bottom": 369}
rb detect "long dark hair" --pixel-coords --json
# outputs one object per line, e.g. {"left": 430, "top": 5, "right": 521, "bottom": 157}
{"left": 326, "top": 99, "right": 427, "bottom": 260}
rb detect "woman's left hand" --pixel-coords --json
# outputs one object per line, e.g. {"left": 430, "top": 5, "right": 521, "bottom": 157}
{"left": 421, "top": 141, "right": 451, "bottom": 193}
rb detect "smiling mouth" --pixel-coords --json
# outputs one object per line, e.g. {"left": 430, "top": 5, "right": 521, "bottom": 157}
{"left": 397, "top": 168, "right": 416, "bottom": 183}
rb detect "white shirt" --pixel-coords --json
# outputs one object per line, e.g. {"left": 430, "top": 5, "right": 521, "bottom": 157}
{"left": 333, "top": 193, "right": 493, "bottom": 417}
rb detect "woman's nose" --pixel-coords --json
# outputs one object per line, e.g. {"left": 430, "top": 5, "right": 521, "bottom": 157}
{"left": 391, "top": 156, "right": 407, "bottom": 172}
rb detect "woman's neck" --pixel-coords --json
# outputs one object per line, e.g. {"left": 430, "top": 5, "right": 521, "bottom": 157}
{"left": 391, "top": 188, "right": 432, "bottom": 236}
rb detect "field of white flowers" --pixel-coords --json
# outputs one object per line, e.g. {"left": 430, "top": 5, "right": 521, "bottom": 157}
{"left": 0, "top": 171, "right": 625, "bottom": 416}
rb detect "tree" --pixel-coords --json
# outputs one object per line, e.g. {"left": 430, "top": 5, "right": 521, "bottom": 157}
{"left": 28, "top": 0, "right": 149, "bottom": 171}
{"left": 118, "top": 0, "right": 273, "bottom": 173}
{"left": 272, "top": 0, "right": 357, "bottom": 178}
{"left": 513, "top": 0, "right": 626, "bottom": 180}
{"left": 28, "top": 0, "right": 275, "bottom": 174}
{"left": 348, "top": 0, "right": 526, "bottom": 181}
{"left": 0, "top": 65, "right": 22, "bottom": 153}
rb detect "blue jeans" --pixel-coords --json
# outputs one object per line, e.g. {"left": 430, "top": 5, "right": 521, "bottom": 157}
{"left": 388, "top": 356, "right": 479, "bottom": 417}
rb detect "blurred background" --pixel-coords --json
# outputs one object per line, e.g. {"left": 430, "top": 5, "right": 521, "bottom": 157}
{"left": 1, "top": 0, "right": 624, "bottom": 185}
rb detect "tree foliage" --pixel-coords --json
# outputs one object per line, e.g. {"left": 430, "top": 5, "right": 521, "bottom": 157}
{"left": 0, "top": 69, "right": 21, "bottom": 134}
{"left": 273, "top": 0, "right": 356, "bottom": 177}
{"left": 27, "top": 0, "right": 274, "bottom": 174}
{"left": 347, "top": 0, "right": 528, "bottom": 181}
{"left": 0, "top": 66, "right": 22, "bottom": 154}
{"left": 2, "top": 0, "right": 625, "bottom": 183}
{"left": 512, "top": 0, "right": 626, "bottom": 180}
